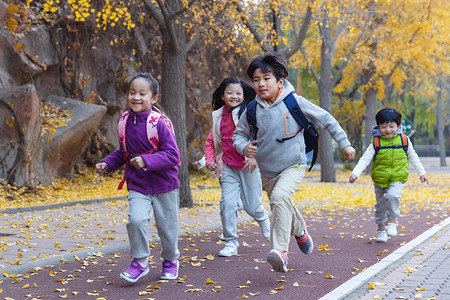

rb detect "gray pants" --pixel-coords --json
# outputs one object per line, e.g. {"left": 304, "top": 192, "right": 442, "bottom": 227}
{"left": 261, "top": 164, "right": 307, "bottom": 252}
{"left": 126, "top": 189, "right": 180, "bottom": 261}
{"left": 220, "top": 163, "right": 268, "bottom": 244}
{"left": 374, "top": 182, "right": 404, "bottom": 229}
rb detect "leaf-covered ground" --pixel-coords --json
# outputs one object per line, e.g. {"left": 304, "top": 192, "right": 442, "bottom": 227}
{"left": 2, "top": 168, "right": 448, "bottom": 213}
{"left": 0, "top": 169, "right": 449, "bottom": 299}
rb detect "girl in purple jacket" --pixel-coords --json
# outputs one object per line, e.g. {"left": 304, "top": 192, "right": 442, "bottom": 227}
{"left": 96, "top": 73, "right": 180, "bottom": 283}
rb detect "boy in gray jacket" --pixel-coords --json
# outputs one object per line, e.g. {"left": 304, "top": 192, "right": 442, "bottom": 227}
{"left": 233, "top": 52, "right": 355, "bottom": 273}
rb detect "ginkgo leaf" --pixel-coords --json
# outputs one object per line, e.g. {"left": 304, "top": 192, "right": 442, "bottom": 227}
{"left": 293, "top": 282, "right": 300, "bottom": 287}
{"left": 204, "top": 253, "right": 214, "bottom": 260}
{"left": 205, "top": 278, "right": 215, "bottom": 284}
{"left": 185, "top": 288, "right": 202, "bottom": 292}
{"left": 326, "top": 274, "right": 334, "bottom": 279}
{"left": 274, "top": 286, "right": 284, "bottom": 290}
{"left": 139, "top": 291, "right": 152, "bottom": 295}
{"left": 367, "top": 281, "right": 385, "bottom": 289}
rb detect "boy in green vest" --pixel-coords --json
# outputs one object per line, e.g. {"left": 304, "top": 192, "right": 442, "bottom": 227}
{"left": 349, "top": 108, "right": 428, "bottom": 243}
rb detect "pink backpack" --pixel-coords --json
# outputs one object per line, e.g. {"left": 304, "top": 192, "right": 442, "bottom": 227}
{"left": 116, "top": 107, "right": 180, "bottom": 189}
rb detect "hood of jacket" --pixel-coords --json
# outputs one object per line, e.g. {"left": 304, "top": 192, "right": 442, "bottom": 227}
{"left": 371, "top": 125, "right": 405, "bottom": 137}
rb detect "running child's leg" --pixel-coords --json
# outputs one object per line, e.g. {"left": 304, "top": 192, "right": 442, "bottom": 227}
{"left": 237, "top": 167, "right": 269, "bottom": 239}
{"left": 153, "top": 188, "right": 180, "bottom": 280}
{"left": 384, "top": 182, "right": 404, "bottom": 237}
{"left": 262, "top": 164, "right": 306, "bottom": 252}
{"left": 219, "top": 164, "right": 241, "bottom": 256}
{"left": 122, "top": 190, "right": 153, "bottom": 282}
{"left": 374, "top": 185, "right": 388, "bottom": 230}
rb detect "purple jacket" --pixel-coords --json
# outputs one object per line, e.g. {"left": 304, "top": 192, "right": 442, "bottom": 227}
{"left": 102, "top": 108, "right": 180, "bottom": 194}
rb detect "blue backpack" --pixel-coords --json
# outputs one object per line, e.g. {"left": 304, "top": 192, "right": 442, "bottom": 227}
{"left": 246, "top": 92, "right": 319, "bottom": 172}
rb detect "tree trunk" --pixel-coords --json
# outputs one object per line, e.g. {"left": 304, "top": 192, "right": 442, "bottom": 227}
{"left": 319, "top": 25, "right": 336, "bottom": 182}
{"left": 363, "top": 87, "right": 377, "bottom": 173}
{"left": 436, "top": 77, "right": 447, "bottom": 166}
{"left": 160, "top": 21, "right": 193, "bottom": 208}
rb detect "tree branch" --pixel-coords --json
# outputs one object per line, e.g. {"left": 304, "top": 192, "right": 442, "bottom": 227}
{"left": 141, "top": 0, "right": 165, "bottom": 29}
{"left": 186, "top": 32, "right": 202, "bottom": 52}
{"left": 142, "top": 0, "right": 178, "bottom": 49}
{"left": 280, "top": 4, "right": 313, "bottom": 59}
{"left": 233, "top": 1, "right": 272, "bottom": 52}
{"left": 301, "top": 48, "right": 321, "bottom": 89}
{"left": 172, "top": 0, "right": 197, "bottom": 18}
{"left": 332, "top": 5, "right": 374, "bottom": 87}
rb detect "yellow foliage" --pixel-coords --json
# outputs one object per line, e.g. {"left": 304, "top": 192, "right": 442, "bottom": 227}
{"left": 40, "top": 102, "right": 72, "bottom": 139}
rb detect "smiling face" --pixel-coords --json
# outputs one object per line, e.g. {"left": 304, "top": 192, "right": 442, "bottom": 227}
{"left": 222, "top": 83, "right": 244, "bottom": 110}
{"left": 127, "top": 77, "right": 158, "bottom": 113}
{"left": 251, "top": 68, "right": 284, "bottom": 105}
{"left": 378, "top": 121, "right": 401, "bottom": 138}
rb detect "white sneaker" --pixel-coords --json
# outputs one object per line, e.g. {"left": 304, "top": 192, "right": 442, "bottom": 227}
{"left": 258, "top": 218, "right": 270, "bottom": 240}
{"left": 376, "top": 231, "right": 388, "bottom": 243}
{"left": 219, "top": 242, "right": 238, "bottom": 257}
{"left": 386, "top": 223, "right": 398, "bottom": 237}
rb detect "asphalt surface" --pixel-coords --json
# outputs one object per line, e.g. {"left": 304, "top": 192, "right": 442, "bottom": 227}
{"left": 1, "top": 200, "right": 449, "bottom": 299}
{"left": 1, "top": 159, "right": 449, "bottom": 299}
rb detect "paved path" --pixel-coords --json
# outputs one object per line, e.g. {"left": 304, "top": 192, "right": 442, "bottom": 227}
{"left": 1, "top": 161, "right": 448, "bottom": 299}
{"left": 2, "top": 199, "right": 449, "bottom": 299}
{"left": 321, "top": 216, "right": 450, "bottom": 299}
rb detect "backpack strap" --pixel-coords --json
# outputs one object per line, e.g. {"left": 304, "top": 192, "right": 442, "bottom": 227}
{"left": 372, "top": 133, "right": 408, "bottom": 162}
{"left": 282, "top": 93, "right": 319, "bottom": 172}
{"left": 246, "top": 100, "right": 258, "bottom": 140}
{"left": 146, "top": 109, "right": 162, "bottom": 151}
{"left": 148, "top": 107, "right": 181, "bottom": 166}
{"left": 117, "top": 110, "right": 130, "bottom": 153}
{"left": 400, "top": 133, "right": 408, "bottom": 152}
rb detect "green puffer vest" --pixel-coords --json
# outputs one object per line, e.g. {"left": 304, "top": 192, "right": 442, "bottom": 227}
{"left": 371, "top": 134, "right": 409, "bottom": 188}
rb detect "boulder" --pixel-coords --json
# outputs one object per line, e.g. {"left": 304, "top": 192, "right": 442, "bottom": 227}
{"left": 0, "top": 84, "right": 42, "bottom": 186}
{"left": 42, "top": 95, "right": 107, "bottom": 179}
{"left": 0, "top": 84, "right": 106, "bottom": 186}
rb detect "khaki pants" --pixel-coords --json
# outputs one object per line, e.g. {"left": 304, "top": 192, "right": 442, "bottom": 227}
{"left": 261, "top": 164, "right": 307, "bottom": 252}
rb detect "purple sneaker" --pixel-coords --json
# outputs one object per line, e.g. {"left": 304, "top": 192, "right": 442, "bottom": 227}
{"left": 160, "top": 259, "right": 179, "bottom": 280}
{"left": 120, "top": 260, "right": 149, "bottom": 283}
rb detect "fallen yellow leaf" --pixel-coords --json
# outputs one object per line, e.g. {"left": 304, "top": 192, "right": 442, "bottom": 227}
{"left": 206, "top": 278, "right": 215, "bottom": 284}
{"left": 204, "top": 253, "right": 214, "bottom": 260}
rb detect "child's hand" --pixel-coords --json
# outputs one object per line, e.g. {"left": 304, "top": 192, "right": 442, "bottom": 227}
{"left": 342, "top": 146, "right": 356, "bottom": 162}
{"left": 95, "top": 162, "right": 108, "bottom": 175}
{"left": 193, "top": 161, "right": 202, "bottom": 170}
{"left": 130, "top": 156, "right": 147, "bottom": 169}
{"left": 244, "top": 140, "right": 258, "bottom": 158}
{"left": 420, "top": 175, "right": 429, "bottom": 184}
{"left": 207, "top": 162, "right": 217, "bottom": 172}
{"left": 244, "top": 157, "right": 257, "bottom": 173}
{"left": 349, "top": 174, "right": 358, "bottom": 183}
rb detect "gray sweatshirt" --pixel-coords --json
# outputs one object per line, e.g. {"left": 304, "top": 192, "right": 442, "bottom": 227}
{"left": 233, "top": 80, "right": 351, "bottom": 178}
